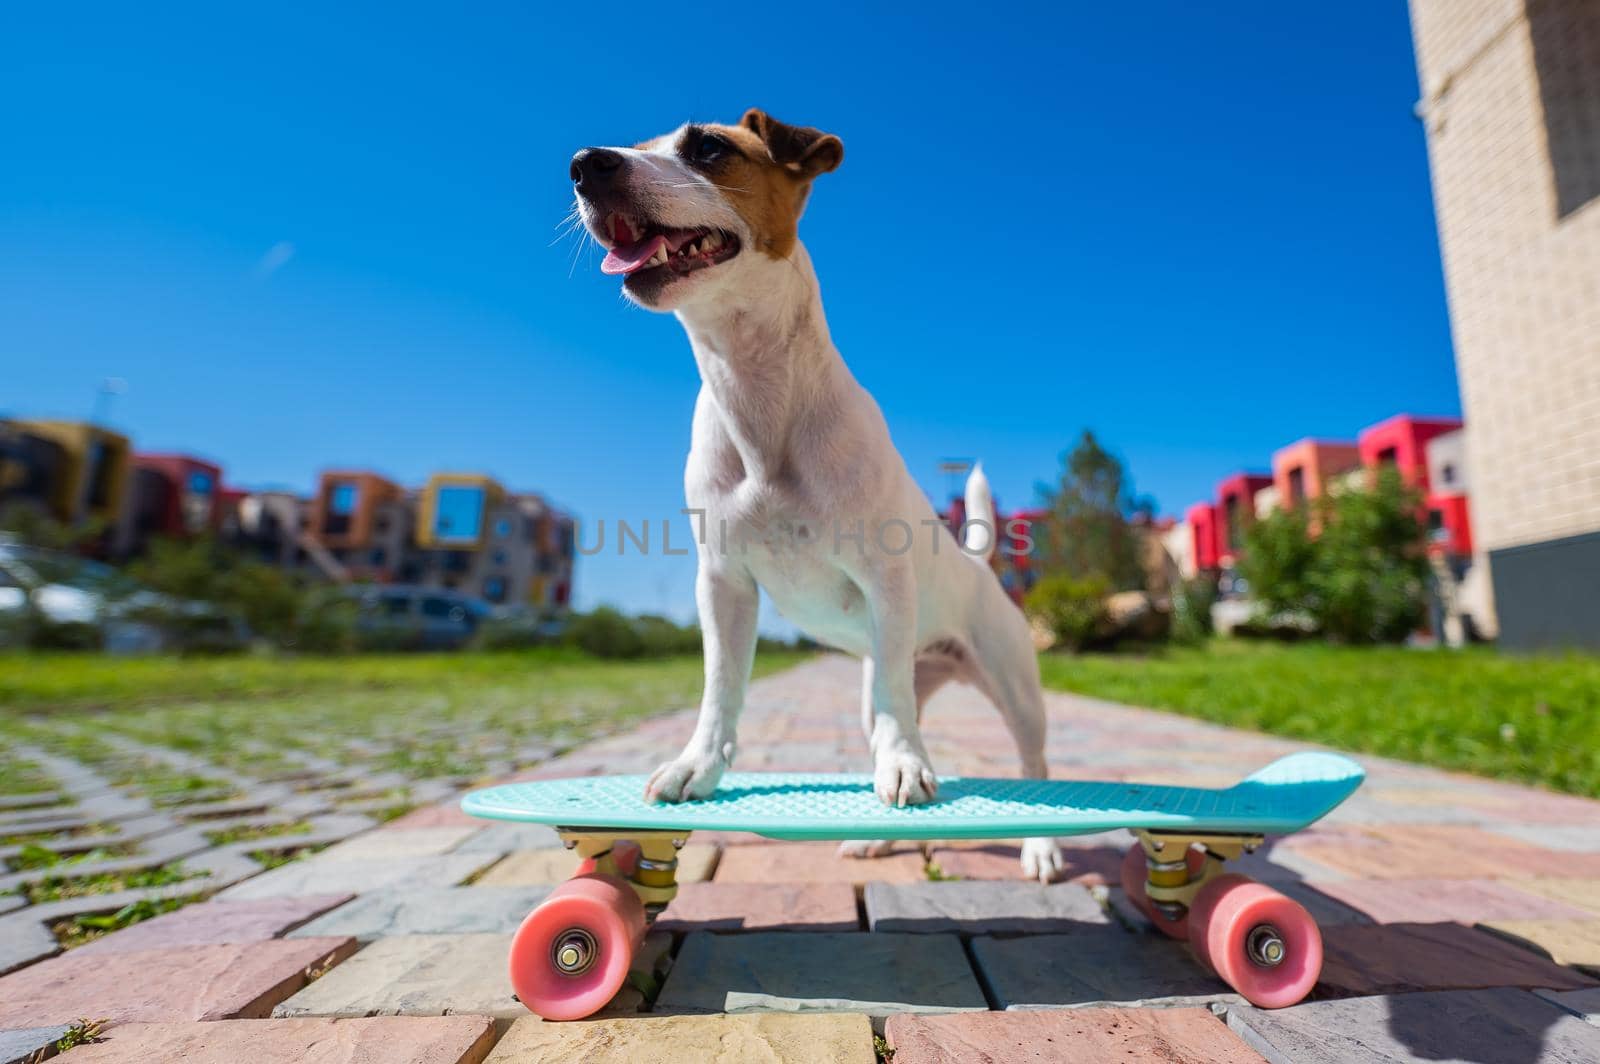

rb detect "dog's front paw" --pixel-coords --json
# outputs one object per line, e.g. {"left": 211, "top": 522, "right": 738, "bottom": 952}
{"left": 1020, "top": 836, "right": 1066, "bottom": 883}
{"left": 837, "top": 839, "right": 898, "bottom": 859}
{"left": 872, "top": 745, "right": 938, "bottom": 807}
{"left": 645, "top": 750, "right": 727, "bottom": 803}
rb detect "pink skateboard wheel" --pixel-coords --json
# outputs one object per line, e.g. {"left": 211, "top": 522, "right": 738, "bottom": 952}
{"left": 1119, "top": 841, "right": 1206, "bottom": 939}
{"left": 1188, "top": 873, "right": 1322, "bottom": 1008}
{"left": 508, "top": 874, "right": 645, "bottom": 1020}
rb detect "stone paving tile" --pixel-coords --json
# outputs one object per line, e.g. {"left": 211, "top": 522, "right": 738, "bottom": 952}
{"left": 75, "top": 893, "right": 354, "bottom": 956}
{"left": 1317, "top": 922, "right": 1599, "bottom": 996}
{"left": 1480, "top": 920, "right": 1600, "bottom": 968}
{"left": 1226, "top": 987, "right": 1600, "bottom": 1063}
{"left": 390, "top": 802, "right": 482, "bottom": 830}
{"left": 0, "top": 1025, "right": 71, "bottom": 1064}
{"left": 887, "top": 1007, "right": 1265, "bottom": 1063}
{"left": 452, "top": 822, "right": 561, "bottom": 853}
{"left": 219, "top": 853, "right": 497, "bottom": 900}
{"left": 970, "top": 929, "right": 1239, "bottom": 1009}
{"left": 926, "top": 843, "right": 1122, "bottom": 884}
{"left": 471, "top": 848, "right": 579, "bottom": 886}
{"left": 485, "top": 1012, "right": 876, "bottom": 1063}
{"left": 314, "top": 826, "right": 482, "bottom": 861}
{"left": 273, "top": 932, "right": 525, "bottom": 1022}
{"left": 0, "top": 937, "right": 356, "bottom": 1026}
{"left": 655, "top": 882, "right": 860, "bottom": 932}
{"left": 1290, "top": 825, "right": 1535, "bottom": 880}
{"left": 1512, "top": 827, "right": 1600, "bottom": 853}
{"left": 714, "top": 841, "right": 927, "bottom": 884}
{"left": 655, "top": 931, "right": 987, "bottom": 1017}
{"left": 0, "top": 915, "right": 58, "bottom": 975}
{"left": 675, "top": 842, "right": 720, "bottom": 882}
{"left": 1510, "top": 878, "right": 1600, "bottom": 917}
{"left": 49, "top": 1017, "right": 498, "bottom": 1063}
{"left": 1536, "top": 986, "right": 1600, "bottom": 1026}
{"left": 1305, "top": 877, "right": 1594, "bottom": 924}
{"left": 864, "top": 881, "right": 1109, "bottom": 935}
{"left": 287, "top": 886, "right": 550, "bottom": 942}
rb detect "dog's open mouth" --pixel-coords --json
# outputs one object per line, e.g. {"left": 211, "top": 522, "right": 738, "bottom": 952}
{"left": 599, "top": 213, "right": 740, "bottom": 278}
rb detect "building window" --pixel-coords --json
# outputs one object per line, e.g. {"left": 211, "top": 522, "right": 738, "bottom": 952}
{"left": 443, "top": 551, "right": 471, "bottom": 574}
{"left": 330, "top": 483, "right": 359, "bottom": 515}
{"left": 1441, "top": 463, "right": 1456, "bottom": 487}
{"left": 434, "top": 486, "right": 485, "bottom": 542}
{"left": 494, "top": 517, "right": 512, "bottom": 538}
{"left": 370, "top": 548, "right": 386, "bottom": 565}
{"left": 492, "top": 550, "right": 506, "bottom": 566}
{"left": 1287, "top": 467, "right": 1305, "bottom": 506}
{"left": 484, "top": 577, "right": 507, "bottom": 603}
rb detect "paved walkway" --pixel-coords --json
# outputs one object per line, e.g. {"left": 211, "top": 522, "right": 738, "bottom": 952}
{"left": 5, "top": 655, "right": 1600, "bottom": 1062}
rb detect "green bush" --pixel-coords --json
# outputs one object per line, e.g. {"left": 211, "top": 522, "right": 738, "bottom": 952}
{"left": 1237, "top": 469, "right": 1429, "bottom": 644}
{"left": 1025, "top": 574, "right": 1109, "bottom": 651}
{"left": 563, "top": 606, "right": 647, "bottom": 659}
{"left": 1170, "top": 575, "right": 1218, "bottom": 646}
{"left": 128, "top": 537, "right": 355, "bottom": 653}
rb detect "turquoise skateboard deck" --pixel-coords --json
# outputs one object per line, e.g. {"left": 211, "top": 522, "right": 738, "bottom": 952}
{"left": 461, "top": 750, "right": 1363, "bottom": 840}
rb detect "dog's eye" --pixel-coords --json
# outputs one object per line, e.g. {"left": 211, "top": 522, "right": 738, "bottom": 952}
{"left": 693, "top": 134, "right": 730, "bottom": 164}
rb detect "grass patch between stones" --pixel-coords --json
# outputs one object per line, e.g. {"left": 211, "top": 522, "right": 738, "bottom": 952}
{"left": 248, "top": 842, "right": 330, "bottom": 870}
{"left": 204, "top": 820, "right": 313, "bottom": 847}
{"left": 25, "top": 861, "right": 198, "bottom": 903}
{"left": 51, "top": 894, "right": 204, "bottom": 948}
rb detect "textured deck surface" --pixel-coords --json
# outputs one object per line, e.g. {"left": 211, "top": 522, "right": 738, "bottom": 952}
{"left": 461, "top": 751, "right": 1364, "bottom": 840}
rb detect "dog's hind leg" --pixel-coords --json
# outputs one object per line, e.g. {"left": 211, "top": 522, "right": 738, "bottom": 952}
{"left": 966, "top": 605, "right": 1066, "bottom": 883}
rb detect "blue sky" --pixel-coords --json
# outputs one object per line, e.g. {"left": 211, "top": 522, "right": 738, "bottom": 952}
{"left": 2, "top": 3, "right": 1458, "bottom": 621}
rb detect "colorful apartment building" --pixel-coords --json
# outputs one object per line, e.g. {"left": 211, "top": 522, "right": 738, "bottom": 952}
{"left": 124, "top": 453, "right": 223, "bottom": 555}
{"left": 8, "top": 420, "right": 131, "bottom": 530}
{"left": 1273, "top": 439, "right": 1362, "bottom": 511}
{"left": 1214, "top": 473, "right": 1272, "bottom": 561}
{"left": 2, "top": 415, "right": 576, "bottom": 616}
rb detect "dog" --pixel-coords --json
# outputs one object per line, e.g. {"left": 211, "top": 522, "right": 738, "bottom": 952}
{"left": 571, "top": 110, "right": 1065, "bottom": 881}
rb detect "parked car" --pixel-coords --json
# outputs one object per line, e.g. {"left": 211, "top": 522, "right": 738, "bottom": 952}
{"left": 0, "top": 540, "right": 249, "bottom": 652}
{"left": 347, "top": 585, "right": 489, "bottom": 650}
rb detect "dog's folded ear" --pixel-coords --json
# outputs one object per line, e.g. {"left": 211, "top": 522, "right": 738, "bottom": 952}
{"left": 741, "top": 109, "right": 844, "bottom": 178}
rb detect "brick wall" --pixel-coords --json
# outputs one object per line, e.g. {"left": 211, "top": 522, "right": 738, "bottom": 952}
{"left": 1408, "top": 0, "right": 1600, "bottom": 557}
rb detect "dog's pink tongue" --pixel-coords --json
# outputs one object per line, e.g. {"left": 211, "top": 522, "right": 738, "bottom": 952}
{"left": 601, "top": 235, "right": 667, "bottom": 276}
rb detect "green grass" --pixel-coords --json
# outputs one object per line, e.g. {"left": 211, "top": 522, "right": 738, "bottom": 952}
{"left": 8, "top": 842, "right": 139, "bottom": 872}
{"left": 0, "top": 649, "right": 810, "bottom": 797}
{"left": 53, "top": 895, "right": 202, "bottom": 949}
{"left": 0, "top": 749, "right": 55, "bottom": 795}
{"left": 203, "top": 820, "right": 312, "bottom": 847}
{"left": 0, "top": 647, "right": 803, "bottom": 712}
{"left": 247, "top": 843, "right": 329, "bottom": 870}
{"left": 1038, "top": 640, "right": 1600, "bottom": 796}
{"left": 25, "top": 861, "right": 197, "bottom": 904}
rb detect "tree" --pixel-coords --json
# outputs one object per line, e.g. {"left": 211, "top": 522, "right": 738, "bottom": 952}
{"left": 1238, "top": 468, "right": 1430, "bottom": 644}
{"left": 1033, "top": 430, "right": 1153, "bottom": 591}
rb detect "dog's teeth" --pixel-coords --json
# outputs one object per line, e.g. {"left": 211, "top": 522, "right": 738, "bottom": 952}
{"left": 704, "top": 233, "right": 722, "bottom": 251}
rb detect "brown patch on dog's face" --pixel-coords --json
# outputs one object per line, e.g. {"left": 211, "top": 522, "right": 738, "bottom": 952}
{"left": 662, "top": 110, "right": 843, "bottom": 260}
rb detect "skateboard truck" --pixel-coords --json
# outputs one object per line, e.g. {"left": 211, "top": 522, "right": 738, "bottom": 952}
{"left": 558, "top": 829, "right": 685, "bottom": 921}
{"left": 1132, "top": 829, "right": 1263, "bottom": 919}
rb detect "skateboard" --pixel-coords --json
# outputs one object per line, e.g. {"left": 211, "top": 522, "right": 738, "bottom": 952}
{"left": 461, "top": 750, "right": 1363, "bottom": 1019}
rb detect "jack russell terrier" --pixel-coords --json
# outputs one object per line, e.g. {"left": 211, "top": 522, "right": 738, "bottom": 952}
{"left": 571, "top": 110, "right": 1066, "bottom": 881}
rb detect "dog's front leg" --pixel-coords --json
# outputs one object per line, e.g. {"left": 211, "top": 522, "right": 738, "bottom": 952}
{"left": 857, "top": 562, "right": 938, "bottom": 807}
{"left": 645, "top": 564, "right": 758, "bottom": 803}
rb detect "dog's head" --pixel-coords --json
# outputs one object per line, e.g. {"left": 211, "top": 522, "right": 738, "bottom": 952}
{"left": 570, "top": 109, "right": 843, "bottom": 310}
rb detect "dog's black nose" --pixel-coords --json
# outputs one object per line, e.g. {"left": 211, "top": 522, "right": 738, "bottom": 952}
{"left": 570, "top": 147, "right": 624, "bottom": 189}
